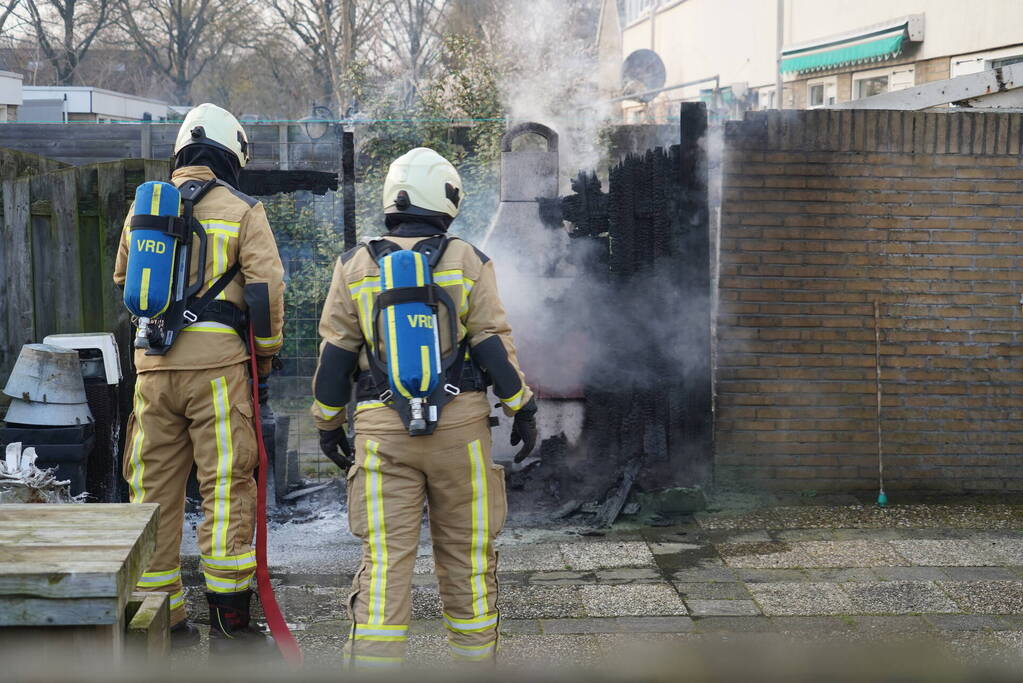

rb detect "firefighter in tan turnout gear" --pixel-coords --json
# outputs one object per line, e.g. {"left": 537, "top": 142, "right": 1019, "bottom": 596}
{"left": 113, "top": 103, "right": 285, "bottom": 650}
{"left": 312, "top": 148, "right": 538, "bottom": 666}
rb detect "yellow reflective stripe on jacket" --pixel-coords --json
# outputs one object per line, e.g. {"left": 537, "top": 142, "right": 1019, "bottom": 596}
{"left": 255, "top": 333, "right": 282, "bottom": 349}
{"left": 200, "top": 219, "right": 241, "bottom": 237}
{"left": 183, "top": 321, "right": 238, "bottom": 335}
{"left": 210, "top": 377, "right": 234, "bottom": 557}
{"left": 137, "top": 567, "right": 180, "bottom": 588}
{"left": 449, "top": 639, "right": 497, "bottom": 660}
{"left": 468, "top": 439, "right": 490, "bottom": 617}
{"left": 443, "top": 611, "right": 499, "bottom": 633}
{"left": 364, "top": 441, "right": 388, "bottom": 625}
{"left": 128, "top": 383, "right": 146, "bottom": 501}
{"left": 356, "top": 400, "right": 388, "bottom": 413}
{"left": 353, "top": 623, "right": 408, "bottom": 642}
{"left": 500, "top": 387, "right": 527, "bottom": 412}
{"left": 315, "top": 399, "right": 343, "bottom": 419}
{"left": 204, "top": 571, "right": 254, "bottom": 593}
{"left": 202, "top": 551, "right": 257, "bottom": 571}
{"left": 347, "top": 275, "right": 381, "bottom": 344}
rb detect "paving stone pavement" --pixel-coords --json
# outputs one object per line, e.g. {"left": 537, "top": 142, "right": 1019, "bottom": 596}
{"left": 172, "top": 501, "right": 1023, "bottom": 669}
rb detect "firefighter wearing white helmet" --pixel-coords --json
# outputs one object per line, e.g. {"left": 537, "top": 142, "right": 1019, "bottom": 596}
{"left": 113, "top": 102, "right": 284, "bottom": 652}
{"left": 311, "top": 147, "right": 536, "bottom": 667}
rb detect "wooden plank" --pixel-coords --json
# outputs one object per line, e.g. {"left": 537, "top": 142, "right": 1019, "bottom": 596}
{"left": 126, "top": 592, "right": 169, "bottom": 658}
{"left": 76, "top": 167, "right": 104, "bottom": 330}
{"left": 96, "top": 161, "right": 128, "bottom": 332}
{"left": 0, "top": 596, "right": 119, "bottom": 626}
{"left": 0, "top": 178, "right": 33, "bottom": 381}
{"left": 0, "top": 504, "right": 158, "bottom": 601}
{"left": 278, "top": 124, "right": 290, "bottom": 171}
{"left": 51, "top": 169, "right": 84, "bottom": 332}
{"left": 140, "top": 122, "right": 152, "bottom": 159}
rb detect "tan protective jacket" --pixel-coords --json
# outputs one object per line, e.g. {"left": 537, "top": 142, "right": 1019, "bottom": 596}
{"left": 312, "top": 233, "right": 532, "bottom": 434}
{"left": 113, "top": 166, "right": 285, "bottom": 373}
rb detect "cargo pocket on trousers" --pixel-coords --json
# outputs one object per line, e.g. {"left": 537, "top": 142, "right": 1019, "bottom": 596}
{"left": 231, "top": 400, "right": 258, "bottom": 473}
{"left": 488, "top": 464, "right": 508, "bottom": 535}
{"left": 346, "top": 464, "right": 367, "bottom": 540}
{"left": 122, "top": 413, "right": 137, "bottom": 482}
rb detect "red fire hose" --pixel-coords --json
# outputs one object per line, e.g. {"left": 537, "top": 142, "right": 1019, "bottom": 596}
{"left": 249, "top": 326, "right": 303, "bottom": 666}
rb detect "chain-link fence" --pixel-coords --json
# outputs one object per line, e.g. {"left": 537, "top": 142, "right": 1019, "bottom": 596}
{"left": 262, "top": 188, "right": 346, "bottom": 483}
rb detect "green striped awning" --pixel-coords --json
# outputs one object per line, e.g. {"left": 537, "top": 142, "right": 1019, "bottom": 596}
{"left": 781, "top": 26, "right": 907, "bottom": 74}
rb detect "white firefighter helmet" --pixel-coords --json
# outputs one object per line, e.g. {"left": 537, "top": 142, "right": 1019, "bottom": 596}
{"left": 382, "top": 147, "right": 463, "bottom": 219}
{"left": 174, "top": 103, "right": 250, "bottom": 167}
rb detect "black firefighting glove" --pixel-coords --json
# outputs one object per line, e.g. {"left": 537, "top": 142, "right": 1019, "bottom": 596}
{"left": 319, "top": 426, "right": 354, "bottom": 473}
{"left": 510, "top": 398, "right": 538, "bottom": 463}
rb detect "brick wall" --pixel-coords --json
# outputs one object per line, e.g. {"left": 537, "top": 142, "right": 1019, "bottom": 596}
{"left": 718, "top": 110, "right": 1023, "bottom": 493}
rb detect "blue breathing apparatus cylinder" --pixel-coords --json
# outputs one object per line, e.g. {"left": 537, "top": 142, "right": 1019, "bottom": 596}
{"left": 378, "top": 250, "right": 442, "bottom": 434}
{"left": 123, "top": 181, "right": 181, "bottom": 347}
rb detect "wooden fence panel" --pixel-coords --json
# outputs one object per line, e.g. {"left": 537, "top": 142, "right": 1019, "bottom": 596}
{"left": 0, "top": 179, "right": 33, "bottom": 380}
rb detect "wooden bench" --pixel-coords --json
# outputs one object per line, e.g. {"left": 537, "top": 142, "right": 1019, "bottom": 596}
{"left": 0, "top": 503, "right": 164, "bottom": 658}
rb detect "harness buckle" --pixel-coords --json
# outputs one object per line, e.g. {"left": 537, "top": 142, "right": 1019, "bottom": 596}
{"left": 379, "top": 389, "right": 393, "bottom": 402}
{"left": 444, "top": 383, "right": 461, "bottom": 396}
{"left": 182, "top": 309, "right": 198, "bottom": 324}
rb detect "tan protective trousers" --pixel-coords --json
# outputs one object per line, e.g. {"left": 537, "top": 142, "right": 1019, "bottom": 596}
{"left": 344, "top": 418, "right": 507, "bottom": 667}
{"left": 123, "top": 362, "right": 258, "bottom": 626}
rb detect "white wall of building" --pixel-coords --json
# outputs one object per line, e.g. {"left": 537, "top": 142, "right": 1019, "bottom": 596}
{"left": 0, "top": 71, "right": 23, "bottom": 106}
{"left": 22, "top": 86, "right": 170, "bottom": 121}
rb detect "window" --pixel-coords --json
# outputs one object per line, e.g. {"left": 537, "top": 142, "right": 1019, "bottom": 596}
{"left": 853, "top": 65, "right": 915, "bottom": 99}
{"left": 624, "top": 0, "right": 656, "bottom": 25}
{"left": 807, "top": 78, "right": 837, "bottom": 108}
{"left": 952, "top": 45, "right": 1023, "bottom": 77}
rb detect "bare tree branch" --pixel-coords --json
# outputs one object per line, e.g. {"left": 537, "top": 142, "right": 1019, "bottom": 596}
{"left": 23, "top": 0, "right": 113, "bottom": 85}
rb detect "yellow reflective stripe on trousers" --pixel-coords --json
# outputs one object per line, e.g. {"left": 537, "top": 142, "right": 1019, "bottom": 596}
{"left": 443, "top": 612, "right": 499, "bottom": 633}
{"left": 137, "top": 567, "right": 180, "bottom": 588}
{"left": 169, "top": 590, "right": 185, "bottom": 611}
{"left": 364, "top": 441, "right": 388, "bottom": 625}
{"left": 468, "top": 439, "right": 490, "bottom": 617}
{"left": 349, "top": 655, "right": 402, "bottom": 667}
{"left": 210, "top": 377, "right": 234, "bottom": 558}
{"left": 128, "top": 383, "right": 147, "bottom": 501}
{"left": 202, "top": 551, "right": 256, "bottom": 571}
{"left": 450, "top": 640, "right": 497, "bottom": 660}
{"left": 353, "top": 623, "right": 408, "bottom": 642}
{"left": 204, "top": 571, "right": 254, "bottom": 593}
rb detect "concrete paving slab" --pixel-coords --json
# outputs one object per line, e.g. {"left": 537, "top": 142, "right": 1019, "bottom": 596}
{"left": 871, "top": 566, "right": 950, "bottom": 581}
{"left": 977, "top": 537, "right": 1023, "bottom": 566}
{"left": 674, "top": 582, "right": 751, "bottom": 600}
{"left": 773, "top": 506, "right": 884, "bottom": 530}
{"left": 648, "top": 541, "right": 706, "bottom": 555}
{"left": 579, "top": 584, "right": 688, "bottom": 617}
{"left": 410, "top": 585, "right": 443, "bottom": 620}
{"left": 499, "top": 585, "right": 586, "bottom": 619}
{"left": 804, "top": 568, "right": 878, "bottom": 582}
{"left": 747, "top": 582, "right": 854, "bottom": 616}
{"left": 942, "top": 566, "right": 1021, "bottom": 581}
{"left": 273, "top": 585, "right": 346, "bottom": 624}
{"left": 540, "top": 616, "right": 694, "bottom": 634}
{"left": 797, "top": 540, "right": 908, "bottom": 567}
{"left": 560, "top": 541, "right": 657, "bottom": 570}
{"left": 734, "top": 568, "right": 810, "bottom": 583}
{"left": 695, "top": 510, "right": 781, "bottom": 530}
{"left": 498, "top": 634, "right": 603, "bottom": 667}
{"left": 718, "top": 541, "right": 814, "bottom": 569}
{"left": 708, "top": 530, "right": 772, "bottom": 544}
{"left": 925, "top": 614, "right": 1013, "bottom": 631}
{"left": 691, "top": 615, "right": 779, "bottom": 632}
{"left": 842, "top": 581, "right": 958, "bottom": 615}
{"left": 594, "top": 567, "right": 663, "bottom": 583}
{"left": 769, "top": 616, "right": 855, "bottom": 633}
{"left": 526, "top": 570, "right": 592, "bottom": 585}
{"left": 850, "top": 615, "right": 933, "bottom": 632}
{"left": 686, "top": 599, "right": 761, "bottom": 617}
{"left": 671, "top": 566, "right": 740, "bottom": 583}
{"left": 890, "top": 539, "right": 1002, "bottom": 566}
{"left": 497, "top": 543, "right": 569, "bottom": 571}
{"left": 939, "top": 581, "right": 1023, "bottom": 614}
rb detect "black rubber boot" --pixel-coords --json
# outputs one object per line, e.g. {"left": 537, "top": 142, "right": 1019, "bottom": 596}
{"left": 207, "top": 589, "right": 271, "bottom": 656}
{"left": 170, "top": 619, "right": 201, "bottom": 649}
